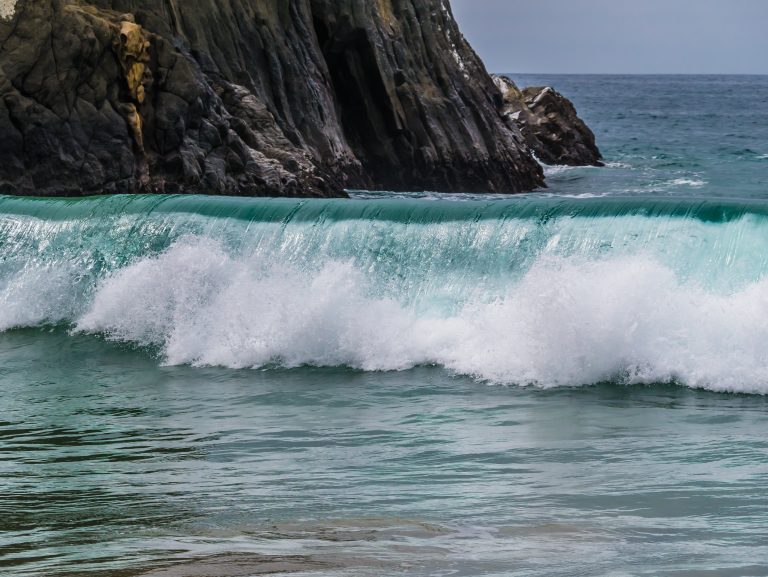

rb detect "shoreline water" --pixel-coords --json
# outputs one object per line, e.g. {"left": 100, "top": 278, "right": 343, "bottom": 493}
{"left": 5, "top": 332, "right": 768, "bottom": 576}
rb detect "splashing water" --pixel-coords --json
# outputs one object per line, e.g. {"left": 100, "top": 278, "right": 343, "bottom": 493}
{"left": 0, "top": 194, "right": 767, "bottom": 392}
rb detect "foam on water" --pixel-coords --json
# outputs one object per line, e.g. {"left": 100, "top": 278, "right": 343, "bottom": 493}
{"left": 0, "top": 194, "right": 767, "bottom": 392}
{"left": 668, "top": 178, "right": 707, "bottom": 188}
{"left": 74, "top": 238, "right": 768, "bottom": 392}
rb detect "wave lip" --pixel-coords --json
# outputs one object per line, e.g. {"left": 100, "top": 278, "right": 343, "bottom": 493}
{"left": 0, "top": 194, "right": 767, "bottom": 393}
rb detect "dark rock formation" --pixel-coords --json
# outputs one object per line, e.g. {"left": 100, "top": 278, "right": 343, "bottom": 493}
{"left": 494, "top": 75, "right": 603, "bottom": 167}
{"left": 0, "top": 0, "right": 545, "bottom": 197}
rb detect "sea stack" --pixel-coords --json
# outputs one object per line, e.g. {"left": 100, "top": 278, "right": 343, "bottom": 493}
{"left": 493, "top": 74, "right": 603, "bottom": 167}
{"left": 0, "top": 0, "right": 555, "bottom": 197}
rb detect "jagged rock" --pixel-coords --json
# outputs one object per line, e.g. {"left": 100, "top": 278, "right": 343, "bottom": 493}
{"left": 494, "top": 75, "right": 603, "bottom": 167}
{"left": 0, "top": 1, "right": 336, "bottom": 196}
{"left": 0, "top": 0, "right": 545, "bottom": 197}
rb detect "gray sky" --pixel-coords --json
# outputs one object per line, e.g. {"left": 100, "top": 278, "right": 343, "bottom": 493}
{"left": 451, "top": 0, "right": 768, "bottom": 74}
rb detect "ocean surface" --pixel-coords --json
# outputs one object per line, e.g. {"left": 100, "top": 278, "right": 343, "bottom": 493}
{"left": 2, "top": 74, "right": 768, "bottom": 576}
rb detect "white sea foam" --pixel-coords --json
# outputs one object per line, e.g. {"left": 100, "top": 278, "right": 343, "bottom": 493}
{"left": 540, "top": 160, "right": 627, "bottom": 178}
{"left": 668, "top": 178, "right": 707, "bottom": 188}
{"left": 0, "top": 262, "right": 84, "bottom": 330}
{"left": 542, "top": 164, "right": 581, "bottom": 177}
{"left": 72, "top": 236, "right": 768, "bottom": 393}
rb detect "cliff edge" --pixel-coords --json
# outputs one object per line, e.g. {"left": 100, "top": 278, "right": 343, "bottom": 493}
{"left": 0, "top": 0, "right": 549, "bottom": 196}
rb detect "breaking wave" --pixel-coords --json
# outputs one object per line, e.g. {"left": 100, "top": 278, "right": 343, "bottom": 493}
{"left": 1, "top": 193, "right": 768, "bottom": 392}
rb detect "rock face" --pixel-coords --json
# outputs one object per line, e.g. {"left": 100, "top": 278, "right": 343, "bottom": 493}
{"left": 494, "top": 75, "right": 603, "bottom": 167}
{"left": 0, "top": 0, "right": 546, "bottom": 197}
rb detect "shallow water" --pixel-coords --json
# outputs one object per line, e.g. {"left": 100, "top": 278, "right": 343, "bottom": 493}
{"left": 2, "top": 75, "right": 768, "bottom": 576}
{"left": 3, "top": 331, "right": 768, "bottom": 576}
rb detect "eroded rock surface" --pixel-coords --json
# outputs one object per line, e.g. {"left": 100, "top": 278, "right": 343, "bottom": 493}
{"left": 0, "top": 0, "right": 546, "bottom": 197}
{"left": 494, "top": 75, "right": 603, "bottom": 167}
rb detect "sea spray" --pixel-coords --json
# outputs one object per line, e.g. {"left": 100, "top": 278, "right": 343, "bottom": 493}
{"left": 74, "top": 240, "right": 768, "bottom": 391}
{"left": 0, "top": 194, "right": 768, "bottom": 391}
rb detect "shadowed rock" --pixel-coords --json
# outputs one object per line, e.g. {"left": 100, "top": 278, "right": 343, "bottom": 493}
{"left": 494, "top": 75, "right": 603, "bottom": 167}
{"left": 0, "top": 0, "right": 546, "bottom": 197}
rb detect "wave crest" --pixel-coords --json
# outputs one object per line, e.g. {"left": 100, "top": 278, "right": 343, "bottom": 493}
{"left": 72, "top": 237, "right": 768, "bottom": 393}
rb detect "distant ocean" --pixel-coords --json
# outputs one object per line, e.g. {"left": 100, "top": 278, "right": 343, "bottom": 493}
{"left": 2, "top": 75, "right": 768, "bottom": 576}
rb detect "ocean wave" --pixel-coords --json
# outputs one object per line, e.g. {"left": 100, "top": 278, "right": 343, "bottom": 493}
{"left": 1, "top": 195, "right": 768, "bottom": 392}
{"left": 68, "top": 237, "right": 768, "bottom": 393}
{"left": 667, "top": 178, "right": 707, "bottom": 188}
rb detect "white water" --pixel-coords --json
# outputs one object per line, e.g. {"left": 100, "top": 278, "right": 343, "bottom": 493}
{"left": 61, "top": 235, "right": 768, "bottom": 393}
{"left": 0, "top": 195, "right": 767, "bottom": 392}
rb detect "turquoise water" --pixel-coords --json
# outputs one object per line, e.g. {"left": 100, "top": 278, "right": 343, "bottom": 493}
{"left": 3, "top": 75, "right": 768, "bottom": 576}
{"left": 508, "top": 74, "right": 768, "bottom": 200}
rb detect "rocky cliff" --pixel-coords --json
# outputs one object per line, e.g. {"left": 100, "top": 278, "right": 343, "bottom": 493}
{"left": 0, "top": 0, "right": 556, "bottom": 197}
{"left": 494, "top": 75, "right": 603, "bottom": 167}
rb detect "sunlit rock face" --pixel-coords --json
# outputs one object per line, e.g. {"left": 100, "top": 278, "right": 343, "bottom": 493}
{"left": 0, "top": 0, "right": 544, "bottom": 197}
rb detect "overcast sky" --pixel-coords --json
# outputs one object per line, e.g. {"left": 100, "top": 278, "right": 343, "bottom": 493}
{"left": 451, "top": 0, "right": 768, "bottom": 74}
